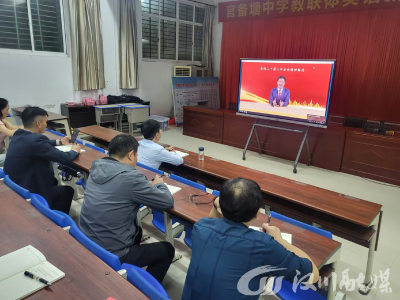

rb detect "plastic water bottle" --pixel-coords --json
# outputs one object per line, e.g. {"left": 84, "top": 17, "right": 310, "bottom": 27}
{"left": 198, "top": 147, "right": 204, "bottom": 161}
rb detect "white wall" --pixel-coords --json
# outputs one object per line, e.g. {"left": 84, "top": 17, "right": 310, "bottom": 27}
{"left": 0, "top": 0, "right": 219, "bottom": 117}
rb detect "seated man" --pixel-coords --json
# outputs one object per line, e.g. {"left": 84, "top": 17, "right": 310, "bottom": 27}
{"left": 79, "top": 134, "right": 175, "bottom": 283}
{"left": 4, "top": 107, "right": 80, "bottom": 214}
{"left": 182, "top": 178, "right": 319, "bottom": 300}
{"left": 138, "top": 119, "right": 183, "bottom": 169}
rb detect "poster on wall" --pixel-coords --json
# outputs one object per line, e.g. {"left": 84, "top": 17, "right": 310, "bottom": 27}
{"left": 171, "top": 77, "right": 220, "bottom": 125}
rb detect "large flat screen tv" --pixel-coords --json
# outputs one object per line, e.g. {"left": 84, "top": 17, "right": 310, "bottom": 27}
{"left": 237, "top": 59, "right": 336, "bottom": 128}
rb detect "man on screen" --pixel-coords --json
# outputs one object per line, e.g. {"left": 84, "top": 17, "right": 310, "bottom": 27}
{"left": 270, "top": 76, "right": 290, "bottom": 107}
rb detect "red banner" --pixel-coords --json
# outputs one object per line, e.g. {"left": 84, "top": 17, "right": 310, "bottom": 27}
{"left": 219, "top": 0, "right": 400, "bottom": 22}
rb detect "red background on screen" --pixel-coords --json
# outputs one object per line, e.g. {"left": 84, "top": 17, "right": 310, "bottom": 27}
{"left": 240, "top": 61, "right": 333, "bottom": 107}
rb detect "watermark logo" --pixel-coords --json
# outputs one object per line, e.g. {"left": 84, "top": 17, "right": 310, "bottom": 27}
{"left": 237, "top": 266, "right": 392, "bottom": 295}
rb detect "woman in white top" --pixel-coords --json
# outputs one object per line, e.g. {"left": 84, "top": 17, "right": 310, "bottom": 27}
{"left": 0, "top": 98, "right": 21, "bottom": 167}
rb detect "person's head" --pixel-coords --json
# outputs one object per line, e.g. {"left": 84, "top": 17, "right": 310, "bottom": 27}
{"left": 141, "top": 119, "right": 162, "bottom": 142}
{"left": 109, "top": 134, "right": 139, "bottom": 167}
{"left": 0, "top": 98, "right": 9, "bottom": 120}
{"left": 219, "top": 178, "right": 263, "bottom": 224}
{"left": 21, "top": 106, "right": 48, "bottom": 133}
{"left": 277, "top": 76, "right": 286, "bottom": 89}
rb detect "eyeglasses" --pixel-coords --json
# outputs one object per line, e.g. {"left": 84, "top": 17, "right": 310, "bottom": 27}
{"left": 189, "top": 194, "right": 217, "bottom": 205}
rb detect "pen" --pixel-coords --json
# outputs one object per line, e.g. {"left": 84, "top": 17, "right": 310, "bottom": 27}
{"left": 24, "top": 271, "right": 52, "bottom": 286}
{"left": 266, "top": 214, "right": 272, "bottom": 226}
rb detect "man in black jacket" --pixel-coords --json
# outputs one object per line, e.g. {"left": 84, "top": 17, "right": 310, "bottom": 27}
{"left": 4, "top": 107, "right": 81, "bottom": 213}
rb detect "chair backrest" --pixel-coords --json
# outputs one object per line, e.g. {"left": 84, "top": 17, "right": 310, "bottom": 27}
{"left": 69, "top": 223, "right": 122, "bottom": 271}
{"left": 270, "top": 212, "right": 332, "bottom": 239}
{"left": 169, "top": 174, "right": 206, "bottom": 191}
{"left": 212, "top": 190, "right": 220, "bottom": 196}
{"left": 50, "top": 129, "right": 65, "bottom": 137}
{"left": 126, "top": 266, "right": 170, "bottom": 300}
{"left": 136, "top": 162, "right": 164, "bottom": 175}
{"left": 4, "top": 175, "right": 31, "bottom": 200}
{"left": 85, "top": 143, "right": 106, "bottom": 153}
{"left": 30, "top": 194, "right": 75, "bottom": 227}
{"left": 0, "top": 168, "right": 5, "bottom": 179}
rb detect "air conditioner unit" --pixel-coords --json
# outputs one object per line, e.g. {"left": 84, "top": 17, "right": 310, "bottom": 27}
{"left": 174, "top": 66, "right": 191, "bottom": 77}
{"left": 174, "top": 66, "right": 210, "bottom": 77}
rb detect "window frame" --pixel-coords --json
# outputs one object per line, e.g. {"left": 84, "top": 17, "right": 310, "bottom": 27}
{"left": 0, "top": 0, "right": 67, "bottom": 57}
{"left": 141, "top": 0, "right": 205, "bottom": 63}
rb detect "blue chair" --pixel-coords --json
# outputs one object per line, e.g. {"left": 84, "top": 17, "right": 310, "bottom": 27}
{"left": 50, "top": 129, "right": 65, "bottom": 137}
{"left": 270, "top": 212, "right": 332, "bottom": 300}
{"left": 270, "top": 212, "right": 332, "bottom": 239}
{"left": 127, "top": 266, "right": 170, "bottom": 300}
{"left": 7, "top": 114, "right": 11, "bottom": 117}
{"left": 136, "top": 162, "right": 164, "bottom": 175}
{"left": 169, "top": 174, "right": 206, "bottom": 191}
{"left": 30, "top": 194, "right": 74, "bottom": 228}
{"left": 4, "top": 175, "right": 31, "bottom": 200}
{"left": 152, "top": 210, "right": 183, "bottom": 238}
{"left": 76, "top": 139, "right": 83, "bottom": 144}
{"left": 69, "top": 224, "right": 169, "bottom": 299}
{"left": 0, "top": 168, "right": 5, "bottom": 179}
{"left": 76, "top": 178, "right": 86, "bottom": 189}
{"left": 212, "top": 190, "right": 220, "bottom": 196}
{"left": 85, "top": 143, "right": 106, "bottom": 153}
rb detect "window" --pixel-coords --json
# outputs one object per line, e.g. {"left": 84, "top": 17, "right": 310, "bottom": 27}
{"left": 141, "top": 0, "right": 205, "bottom": 62}
{"left": 0, "top": 0, "right": 64, "bottom": 53}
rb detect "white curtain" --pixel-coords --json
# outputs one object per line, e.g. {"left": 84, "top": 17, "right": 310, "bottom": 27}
{"left": 68, "top": 0, "right": 105, "bottom": 91}
{"left": 202, "top": 5, "right": 215, "bottom": 77}
{"left": 120, "top": 0, "right": 139, "bottom": 89}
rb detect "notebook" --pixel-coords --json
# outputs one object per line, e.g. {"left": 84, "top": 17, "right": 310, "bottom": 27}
{"left": 0, "top": 246, "right": 65, "bottom": 300}
{"left": 249, "top": 226, "right": 292, "bottom": 244}
{"left": 165, "top": 183, "right": 181, "bottom": 195}
{"left": 175, "top": 150, "right": 189, "bottom": 158}
{"left": 56, "top": 145, "right": 86, "bottom": 153}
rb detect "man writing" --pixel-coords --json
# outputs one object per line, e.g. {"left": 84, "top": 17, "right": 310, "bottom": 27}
{"left": 182, "top": 178, "right": 319, "bottom": 299}
{"left": 80, "top": 134, "right": 175, "bottom": 283}
{"left": 138, "top": 119, "right": 183, "bottom": 169}
{"left": 4, "top": 107, "right": 81, "bottom": 213}
{"left": 270, "top": 76, "right": 290, "bottom": 107}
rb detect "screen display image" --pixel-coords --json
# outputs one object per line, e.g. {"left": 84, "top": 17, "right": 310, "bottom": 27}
{"left": 237, "top": 59, "right": 335, "bottom": 127}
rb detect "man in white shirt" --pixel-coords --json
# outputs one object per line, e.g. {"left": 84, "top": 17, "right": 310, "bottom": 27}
{"left": 270, "top": 76, "right": 290, "bottom": 107}
{"left": 138, "top": 119, "right": 183, "bottom": 169}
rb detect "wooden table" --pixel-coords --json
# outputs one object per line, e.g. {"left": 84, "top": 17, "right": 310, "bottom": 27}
{"left": 12, "top": 107, "right": 71, "bottom": 136}
{"left": 75, "top": 125, "right": 381, "bottom": 294}
{"left": 0, "top": 182, "right": 148, "bottom": 300}
{"left": 79, "top": 125, "right": 123, "bottom": 143}
{"left": 137, "top": 168, "right": 341, "bottom": 300}
{"left": 43, "top": 131, "right": 107, "bottom": 173}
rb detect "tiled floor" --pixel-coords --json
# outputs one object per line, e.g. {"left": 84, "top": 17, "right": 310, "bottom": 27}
{"left": 71, "top": 125, "right": 400, "bottom": 300}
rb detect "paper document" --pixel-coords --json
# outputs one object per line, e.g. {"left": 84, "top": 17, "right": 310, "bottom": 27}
{"left": 249, "top": 227, "right": 292, "bottom": 244}
{"left": 56, "top": 145, "right": 85, "bottom": 153}
{"left": 165, "top": 184, "right": 182, "bottom": 195}
{"left": 0, "top": 246, "right": 65, "bottom": 300}
{"left": 175, "top": 150, "right": 189, "bottom": 158}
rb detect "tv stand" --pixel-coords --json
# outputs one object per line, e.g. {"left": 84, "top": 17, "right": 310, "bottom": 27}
{"left": 242, "top": 119, "right": 311, "bottom": 174}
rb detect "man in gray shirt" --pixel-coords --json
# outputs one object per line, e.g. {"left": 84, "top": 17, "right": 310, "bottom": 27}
{"left": 80, "top": 134, "right": 175, "bottom": 283}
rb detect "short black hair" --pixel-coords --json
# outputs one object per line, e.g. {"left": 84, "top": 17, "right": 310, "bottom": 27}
{"left": 219, "top": 178, "right": 263, "bottom": 223}
{"left": 141, "top": 119, "right": 160, "bottom": 140}
{"left": 21, "top": 106, "right": 48, "bottom": 127}
{"left": 277, "top": 76, "right": 286, "bottom": 82}
{"left": 109, "top": 134, "right": 139, "bottom": 159}
{"left": 0, "top": 98, "right": 9, "bottom": 119}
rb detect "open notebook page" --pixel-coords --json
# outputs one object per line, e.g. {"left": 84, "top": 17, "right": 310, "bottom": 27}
{"left": 0, "top": 246, "right": 45, "bottom": 282}
{"left": 56, "top": 145, "right": 86, "bottom": 152}
{"left": 175, "top": 150, "right": 189, "bottom": 158}
{"left": 0, "top": 261, "right": 65, "bottom": 300}
{"left": 249, "top": 227, "right": 292, "bottom": 244}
